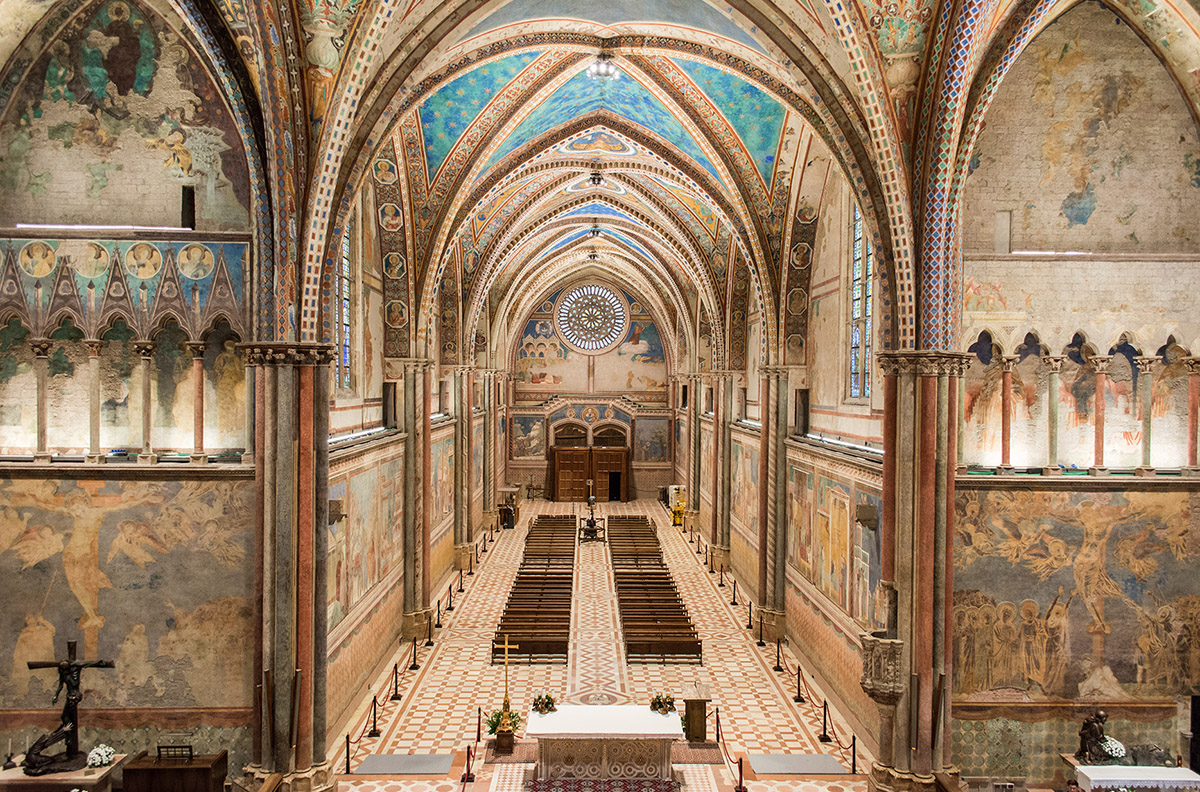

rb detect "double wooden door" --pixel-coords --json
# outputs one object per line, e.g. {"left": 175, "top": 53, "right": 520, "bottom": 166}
{"left": 550, "top": 446, "right": 629, "bottom": 502}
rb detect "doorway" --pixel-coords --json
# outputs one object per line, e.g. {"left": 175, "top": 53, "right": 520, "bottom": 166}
{"left": 608, "top": 472, "right": 622, "bottom": 502}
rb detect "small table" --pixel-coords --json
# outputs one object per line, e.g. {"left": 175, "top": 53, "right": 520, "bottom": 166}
{"left": 0, "top": 754, "right": 128, "bottom": 792}
{"left": 526, "top": 704, "right": 683, "bottom": 780}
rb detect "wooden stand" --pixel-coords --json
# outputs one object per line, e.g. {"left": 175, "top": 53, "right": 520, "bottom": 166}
{"left": 122, "top": 750, "right": 227, "bottom": 792}
{"left": 681, "top": 683, "right": 712, "bottom": 742}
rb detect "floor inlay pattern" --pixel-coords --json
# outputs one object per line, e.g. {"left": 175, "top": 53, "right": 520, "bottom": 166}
{"left": 332, "top": 500, "right": 867, "bottom": 792}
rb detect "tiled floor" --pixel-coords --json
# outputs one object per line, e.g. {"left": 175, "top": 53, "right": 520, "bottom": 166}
{"left": 333, "top": 500, "right": 869, "bottom": 792}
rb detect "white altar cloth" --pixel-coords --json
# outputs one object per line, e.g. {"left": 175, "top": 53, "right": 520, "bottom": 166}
{"left": 1077, "top": 766, "right": 1200, "bottom": 791}
{"left": 526, "top": 704, "right": 684, "bottom": 780}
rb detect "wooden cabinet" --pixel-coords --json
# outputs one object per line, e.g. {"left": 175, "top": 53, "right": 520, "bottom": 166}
{"left": 121, "top": 750, "right": 227, "bottom": 792}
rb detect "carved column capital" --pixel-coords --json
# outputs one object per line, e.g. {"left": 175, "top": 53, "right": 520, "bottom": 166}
{"left": 186, "top": 342, "right": 207, "bottom": 360}
{"left": 133, "top": 341, "right": 155, "bottom": 358}
{"left": 1090, "top": 354, "right": 1113, "bottom": 375}
{"left": 30, "top": 338, "right": 53, "bottom": 358}
{"left": 859, "top": 633, "right": 906, "bottom": 707}
{"left": 1133, "top": 355, "right": 1157, "bottom": 375}
{"left": 1000, "top": 355, "right": 1020, "bottom": 373}
{"left": 84, "top": 339, "right": 105, "bottom": 357}
{"left": 1042, "top": 355, "right": 1066, "bottom": 373}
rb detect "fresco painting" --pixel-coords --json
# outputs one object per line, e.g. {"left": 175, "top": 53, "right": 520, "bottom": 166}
{"left": 0, "top": 1, "right": 251, "bottom": 230}
{"left": 202, "top": 321, "right": 245, "bottom": 450}
{"left": 100, "top": 319, "right": 140, "bottom": 450}
{"left": 730, "top": 439, "right": 759, "bottom": 539}
{"left": 786, "top": 465, "right": 813, "bottom": 578}
{"left": 46, "top": 320, "right": 89, "bottom": 453}
{"left": 432, "top": 435, "right": 455, "bottom": 526}
{"left": 511, "top": 415, "right": 545, "bottom": 460}
{"left": 0, "top": 319, "right": 35, "bottom": 453}
{"left": 513, "top": 319, "right": 582, "bottom": 390}
{"left": 0, "top": 477, "right": 254, "bottom": 708}
{"left": 954, "top": 488, "right": 1200, "bottom": 700}
{"left": 151, "top": 321, "right": 193, "bottom": 450}
{"left": 634, "top": 417, "right": 669, "bottom": 463}
{"left": 596, "top": 321, "right": 667, "bottom": 392}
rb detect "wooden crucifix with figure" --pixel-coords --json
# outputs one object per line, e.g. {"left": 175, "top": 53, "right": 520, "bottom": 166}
{"left": 22, "top": 640, "right": 115, "bottom": 776}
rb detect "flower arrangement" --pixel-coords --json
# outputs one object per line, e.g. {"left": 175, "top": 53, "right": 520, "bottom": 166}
{"left": 531, "top": 691, "right": 557, "bottom": 714}
{"left": 86, "top": 744, "right": 115, "bottom": 768}
{"left": 485, "top": 708, "right": 522, "bottom": 734}
{"left": 1100, "top": 736, "right": 1126, "bottom": 759}
{"left": 649, "top": 691, "right": 675, "bottom": 714}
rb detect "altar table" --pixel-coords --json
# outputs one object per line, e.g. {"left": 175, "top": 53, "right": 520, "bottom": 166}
{"left": 525, "top": 704, "right": 684, "bottom": 780}
{"left": 1076, "top": 765, "right": 1200, "bottom": 791}
{"left": 0, "top": 754, "right": 128, "bottom": 792}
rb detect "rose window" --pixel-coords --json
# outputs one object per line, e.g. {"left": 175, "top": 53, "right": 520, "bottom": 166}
{"left": 555, "top": 284, "right": 628, "bottom": 353}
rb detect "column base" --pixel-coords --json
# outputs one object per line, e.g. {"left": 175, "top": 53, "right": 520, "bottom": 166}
{"left": 994, "top": 465, "right": 1015, "bottom": 475}
{"left": 402, "top": 608, "right": 434, "bottom": 640}
{"left": 868, "top": 764, "right": 940, "bottom": 792}
{"left": 455, "top": 543, "right": 475, "bottom": 570}
{"left": 189, "top": 453, "right": 209, "bottom": 464}
{"left": 482, "top": 509, "right": 500, "bottom": 533}
{"left": 1182, "top": 466, "right": 1200, "bottom": 478}
{"left": 709, "top": 545, "right": 731, "bottom": 575}
{"left": 682, "top": 509, "right": 699, "bottom": 532}
{"left": 1134, "top": 465, "right": 1156, "bottom": 477}
{"left": 1087, "top": 466, "right": 1109, "bottom": 476}
{"left": 1042, "top": 465, "right": 1063, "bottom": 476}
{"left": 85, "top": 453, "right": 106, "bottom": 464}
{"left": 241, "top": 452, "right": 255, "bottom": 465}
{"left": 758, "top": 608, "right": 786, "bottom": 642}
{"left": 32, "top": 452, "right": 52, "bottom": 463}
{"left": 242, "top": 760, "right": 336, "bottom": 792}
{"left": 137, "top": 452, "right": 158, "bottom": 464}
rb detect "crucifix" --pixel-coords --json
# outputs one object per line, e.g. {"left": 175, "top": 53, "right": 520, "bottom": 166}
{"left": 23, "top": 640, "right": 115, "bottom": 776}
{"left": 493, "top": 633, "right": 519, "bottom": 707}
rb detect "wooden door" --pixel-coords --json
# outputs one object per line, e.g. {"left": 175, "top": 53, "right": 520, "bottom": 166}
{"left": 592, "top": 447, "right": 628, "bottom": 502}
{"left": 553, "top": 448, "right": 590, "bottom": 501}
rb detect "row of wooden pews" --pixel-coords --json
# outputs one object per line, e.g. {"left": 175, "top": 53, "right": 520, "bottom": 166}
{"left": 492, "top": 515, "right": 577, "bottom": 664}
{"left": 608, "top": 515, "right": 702, "bottom": 663}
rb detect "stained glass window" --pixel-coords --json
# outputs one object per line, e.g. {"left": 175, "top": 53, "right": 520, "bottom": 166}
{"left": 337, "top": 222, "right": 354, "bottom": 389}
{"left": 849, "top": 204, "right": 872, "bottom": 399}
{"left": 555, "top": 284, "right": 628, "bottom": 353}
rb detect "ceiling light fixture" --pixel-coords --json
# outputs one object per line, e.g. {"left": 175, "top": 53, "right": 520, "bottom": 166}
{"left": 586, "top": 52, "right": 620, "bottom": 81}
{"left": 588, "top": 252, "right": 599, "bottom": 261}
{"left": 588, "top": 226, "right": 602, "bottom": 238}
{"left": 589, "top": 170, "right": 604, "bottom": 187}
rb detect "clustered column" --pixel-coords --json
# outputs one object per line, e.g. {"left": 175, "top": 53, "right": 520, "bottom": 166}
{"left": 188, "top": 342, "right": 207, "bottom": 463}
{"left": 1134, "top": 356, "right": 1156, "bottom": 474}
{"left": 1089, "top": 355, "right": 1112, "bottom": 474}
{"left": 685, "top": 373, "right": 702, "bottom": 526}
{"left": 85, "top": 339, "right": 105, "bottom": 464}
{"left": 1042, "top": 356, "right": 1064, "bottom": 474}
{"left": 400, "top": 358, "right": 434, "bottom": 636}
{"left": 241, "top": 342, "right": 334, "bottom": 790}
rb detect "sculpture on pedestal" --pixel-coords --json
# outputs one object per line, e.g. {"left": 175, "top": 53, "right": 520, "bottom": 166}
{"left": 22, "top": 640, "right": 115, "bottom": 776}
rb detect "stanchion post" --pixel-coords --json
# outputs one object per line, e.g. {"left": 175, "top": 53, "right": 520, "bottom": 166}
{"left": 458, "top": 569, "right": 465, "bottom": 592}
{"left": 793, "top": 666, "right": 806, "bottom": 703}
{"left": 345, "top": 734, "right": 351, "bottom": 775}
{"left": 749, "top": 603, "right": 755, "bottom": 631}
{"left": 436, "top": 601, "right": 443, "bottom": 629}
{"left": 410, "top": 636, "right": 420, "bottom": 671}
{"left": 461, "top": 745, "right": 475, "bottom": 783}
{"left": 757, "top": 615, "right": 765, "bottom": 646}
{"left": 477, "top": 706, "right": 482, "bottom": 744}
{"left": 447, "top": 585, "right": 455, "bottom": 612}
{"left": 735, "top": 756, "right": 747, "bottom": 792}
{"left": 730, "top": 580, "right": 738, "bottom": 605}
{"left": 715, "top": 706, "right": 720, "bottom": 742}
{"left": 367, "top": 697, "right": 380, "bottom": 738}
{"left": 851, "top": 735, "right": 857, "bottom": 774}
{"left": 425, "top": 613, "right": 434, "bottom": 647}
{"left": 819, "top": 700, "right": 832, "bottom": 742}
{"left": 718, "top": 565, "right": 725, "bottom": 587}
{"left": 391, "top": 663, "right": 402, "bottom": 701}
{"left": 468, "top": 554, "right": 474, "bottom": 576}
{"left": 774, "top": 638, "right": 783, "bottom": 671}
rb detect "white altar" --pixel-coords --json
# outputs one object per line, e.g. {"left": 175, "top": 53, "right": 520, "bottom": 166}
{"left": 1076, "top": 765, "right": 1200, "bottom": 791}
{"left": 525, "top": 704, "right": 684, "bottom": 780}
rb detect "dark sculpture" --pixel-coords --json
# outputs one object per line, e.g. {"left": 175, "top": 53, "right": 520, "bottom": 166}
{"left": 1076, "top": 710, "right": 1108, "bottom": 762}
{"left": 22, "top": 640, "right": 115, "bottom": 776}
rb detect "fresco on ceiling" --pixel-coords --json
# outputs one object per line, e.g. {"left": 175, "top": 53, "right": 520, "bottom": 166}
{"left": 561, "top": 202, "right": 634, "bottom": 221}
{"left": 670, "top": 57, "right": 783, "bottom": 186}
{"left": 484, "top": 66, "right": 721, "bottom": 182}
{"left": 460, "top": 0, "right": 768, "bottom": 54}
{"left": 300, "top": 0, "right": 363, "bottom": 134}
{"left": 511, "top": 415, "right": 545, "bottom": 460}
{"left": 653, "top": 176, "right": 720, "bottom": 240}
{"left": 0, "top": 477, "right": 254, "bottom": 709}
{"left": 595, "top": 321, "right": 667, "bottom": 392}
{"left": 634, "top": 416, "right": 670, "bottom": 463}
{"left": 418, "top": 50, "right": 543, "bottom": 177}
{"left": 0, "top": 0, "right": 251, "bottom": 230}
{"left": 513, "top": 319, "right": 586, "bottom": 390}
{"left": 954, "top": 488, "right": 1200, "bottom": 700}
{"left": 555, "top": 128, "right": 640, "bottom": 156}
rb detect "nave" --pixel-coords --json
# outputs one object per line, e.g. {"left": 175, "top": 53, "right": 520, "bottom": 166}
{"left": 331, "top": 501, "right": 866, "bottom": 792}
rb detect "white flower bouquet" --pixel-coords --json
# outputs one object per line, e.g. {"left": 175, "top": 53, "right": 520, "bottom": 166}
{"left": 86, "top": 744, "right": 115, "bottom": 767}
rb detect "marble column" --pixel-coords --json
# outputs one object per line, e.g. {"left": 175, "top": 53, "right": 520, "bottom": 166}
{"left": 1042, "top": 356, "right": 1065, "bottom": 474}
{"left": 243, "top": 349, "right": 256, "bottom": 464}
{"left": 686, "top": 373, "right": 702, "bottom": 516}
{"left": 135, "top": 341, "right": 156, "bottom": 464}
{"left": 708, "top": 372, "right": 734, "bottom": 571}
{"left": 760, "top": 366, "right": 790, "bottom": 639}
{"left": 1134, "top": 356, "right": 1156, "bottom": 474}
{"left": 86, "top": 340, "right": 105, "bottom": 463}
{"left": 188, "top": 342, "right": 207, "bottom": 463}
{"left": 757, "top": 373, "right": 771, "bottom": 607}
{"left": 997, "top": 355, "right": 1018, "bottom": 473}
{"left": 399, "top": 358, "right": 433, "bottom": 636}
{"left": 481, "top": 370, "right": 498, "bottom": 530}
{"left": 241, "top": 342, "right": 335, "bottom": 791}
{"left": 1089, "top": 355, "right": 1112, "bottom": 475}
{"left": 1186, "top": 357, "right": 1200, "bottom": 476}
{"left": 452, "top": 366, "right": 474, "bottom": 568}
{"left": 32, "top": 339, "right": 52, "bottom": 463}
